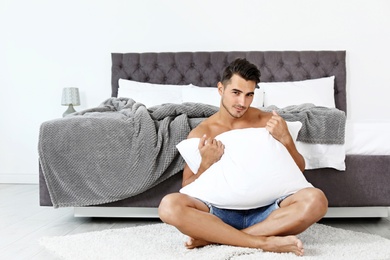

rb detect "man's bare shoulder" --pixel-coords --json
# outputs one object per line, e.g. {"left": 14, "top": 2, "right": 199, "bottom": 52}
{"left": 188, "top": 109, "right": 274, "bottom": 139}
{"left": 249, "top": 106, "right": 270, "bottom": 115}
{"left": 247, "top": 107, "right": 272, "bottom": 126}
{"left": 188, "top": 117, "right": 214, "bottom": 139}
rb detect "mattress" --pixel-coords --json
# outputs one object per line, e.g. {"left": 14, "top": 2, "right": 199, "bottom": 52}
{"left": 346, "top": 120, "right": 390, "bottom": 155}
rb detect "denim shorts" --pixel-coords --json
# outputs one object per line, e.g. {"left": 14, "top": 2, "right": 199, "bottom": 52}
{"left": 202, "top": 196, "right": 289, "bottom": 230}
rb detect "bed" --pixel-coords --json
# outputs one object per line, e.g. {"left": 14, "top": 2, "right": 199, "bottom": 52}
{"left": 39, "top": 51, "right": 390, "bottom": 218}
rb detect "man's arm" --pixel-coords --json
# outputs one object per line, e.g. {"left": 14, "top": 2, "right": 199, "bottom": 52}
{"left": 182, "top": 134, "right": 225, "bottom": 187}
{"left": 280, "top": 135, "right": 305, "bottom": 172}
{"left": 266, "top": 111, "right": 305, "bottom": 172}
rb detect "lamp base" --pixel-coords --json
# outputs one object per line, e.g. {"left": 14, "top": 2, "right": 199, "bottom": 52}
{"left": 63, "top": 104, "right": 76, "bottom": 117}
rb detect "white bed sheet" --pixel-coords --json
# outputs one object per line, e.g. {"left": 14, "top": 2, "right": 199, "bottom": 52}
{"left": 345, "top": 120, "right": 390, "bottom": 155}
{"left": 294, "top": 120, "right": 390, "bottom": 171}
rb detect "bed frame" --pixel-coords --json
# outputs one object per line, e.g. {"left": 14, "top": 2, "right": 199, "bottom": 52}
{"left": 40, "top": 51, "right": 390, "bottom": 218}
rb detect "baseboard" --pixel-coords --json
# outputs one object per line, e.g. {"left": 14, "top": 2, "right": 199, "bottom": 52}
{"left": 74, "top": 206, "right": 390, "bottom": 218}
{"left": 0, "top": 174, "right": 38, "bottom": 184}
{"left": 74, "top": 207, "right": 159, "bottom": 218}
{"left": 324, "top": 207, "right": 389, "bottom": 218}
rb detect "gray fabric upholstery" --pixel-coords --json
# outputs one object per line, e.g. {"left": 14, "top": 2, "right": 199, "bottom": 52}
{"left": 305, "top": 155, "right": 390, "bottom": 207}
{"left": 112, "top": 51, "right": 347, "bottom": 113}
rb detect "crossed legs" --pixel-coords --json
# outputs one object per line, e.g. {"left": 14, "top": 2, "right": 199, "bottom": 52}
{"left": 158, "top": 187, "right": 328, "bottom": 256}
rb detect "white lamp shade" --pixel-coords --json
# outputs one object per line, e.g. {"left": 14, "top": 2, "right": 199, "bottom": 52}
{"left": 61, "top": 87, "right": 80, "bottom": 106}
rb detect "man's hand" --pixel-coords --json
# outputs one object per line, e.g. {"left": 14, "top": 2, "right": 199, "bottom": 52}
{"left": 265, "top": 110, "right": 291, "bottom": 145}
{"left": 266, "top": 111, "right": 306, "bottom": 171}
{"left": 198, "top": 134, "right": 225, "bottom": 171}
{"left": 182, "top": 134, "right": 225, "bottom": 187}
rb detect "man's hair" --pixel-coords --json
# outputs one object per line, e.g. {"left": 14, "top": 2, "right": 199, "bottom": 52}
{"left": 220, "top": 58, "right": 261, "bottom": 86}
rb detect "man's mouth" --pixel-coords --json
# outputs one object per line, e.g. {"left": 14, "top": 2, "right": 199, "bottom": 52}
{"left": 235, "top": 106, "right": 245, "bottom": 112}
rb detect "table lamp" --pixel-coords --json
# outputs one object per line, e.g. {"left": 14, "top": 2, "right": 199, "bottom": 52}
{"left": 61, "top": 87, "right": 80, "bottom": 117}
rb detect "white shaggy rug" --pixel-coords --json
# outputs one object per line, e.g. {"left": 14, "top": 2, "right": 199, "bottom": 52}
{"left": 40, "top": 223, "right": 390, "bottom": 260}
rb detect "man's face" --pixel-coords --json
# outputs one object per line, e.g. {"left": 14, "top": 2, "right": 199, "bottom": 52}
{"left": 219, "top": 74, "right": 256, "bottom": 119}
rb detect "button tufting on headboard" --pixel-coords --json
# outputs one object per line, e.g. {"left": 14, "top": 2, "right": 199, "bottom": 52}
{"left": 111, "top": 51, "right": 346, "bottom": 113}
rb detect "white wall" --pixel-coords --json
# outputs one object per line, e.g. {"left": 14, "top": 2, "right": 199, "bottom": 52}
{"left": 1, "top": 0, "right": 390, "bottom": 183}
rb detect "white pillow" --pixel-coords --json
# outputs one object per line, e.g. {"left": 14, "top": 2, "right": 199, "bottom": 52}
{"left": 181, "top": 85, "right": 264, "bottom": 108}
{"left": 260, "top": 76, "right": 336, "bottom": 108}
{"left": 182, "top": 86, "right": 221, "bottom": 107}
{"left": 177, "top": 121, "right": 302, "bottom": 174}
{"left": 118, "top": 79, "right": 192, "bottom": 107}
{"left": 286, "top": 121, "right": 302, "bottom": 144}
{"left": 176, "top": 137, "right": 202, "bottom": 175}
{"left": 253, "top": 88, "right": 264, "bottom": 108}
{"left": 179, "top": 128, "right": 312, "bottom": 209}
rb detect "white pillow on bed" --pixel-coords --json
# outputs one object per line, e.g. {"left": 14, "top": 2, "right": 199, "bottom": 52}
{"left": 181, "top": 85, "right": 264, "bottom": 108}
{"left": 253, "top": 88, "right": 264, "bottom": 108}
{"left": 118, "top": 79, "right": 192, "bottom": 107}
{"left": 182, "top": 86, "right": 221, "bottom": 107}
{"left": 261, "top": 76, "right": 336, "bottom": 108}
{"left": 178, "top": 127, "right": 312, "bottom": 209}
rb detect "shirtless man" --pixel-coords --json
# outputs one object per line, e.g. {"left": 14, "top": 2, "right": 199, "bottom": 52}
{"left": 158, "top": 58, "right": 328, "bottom": 256}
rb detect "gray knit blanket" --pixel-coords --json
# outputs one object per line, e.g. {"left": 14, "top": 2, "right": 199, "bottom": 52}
{"left": 39, "top": 100, "right": 345, "bottom": 208}
{"left": 38, "top": 98, "right": 218, "bottom": 208}
{"left": 263, "top": 103, "right": 346, "bottom": 144}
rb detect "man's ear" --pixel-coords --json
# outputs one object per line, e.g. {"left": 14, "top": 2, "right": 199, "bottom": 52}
{"left": 217, "top": 82, "right": 224, "bottom": 95}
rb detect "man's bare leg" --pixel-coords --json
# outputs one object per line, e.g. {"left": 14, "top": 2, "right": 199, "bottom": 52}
{"left": 242, "top": 187, "right": 328, "bottom": 237}
{"left": 158, "top": 193, "right": 304, "bottom": 256}
{"left": 177, "top": 187, "right": 327, "bottom": 250}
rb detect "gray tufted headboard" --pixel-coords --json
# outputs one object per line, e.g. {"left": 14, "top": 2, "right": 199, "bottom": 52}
{"left": 111, "top": 51, "right": 346, "bottom": 112}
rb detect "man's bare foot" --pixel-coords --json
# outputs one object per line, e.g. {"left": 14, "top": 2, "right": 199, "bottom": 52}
{"left": 185, "top": 235, "right": 304, "bottom": 256}
{"left": 185, "top": 237, "right": 211, "bottom": 249}
{"left": 262, "top": 235, "right": 304, "bottom": 256}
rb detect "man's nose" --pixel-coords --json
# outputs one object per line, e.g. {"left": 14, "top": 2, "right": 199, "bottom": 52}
{"left": 238, "top": 95, "right": 246, "bottom": 106}
{"left": 239, "top": 95, "right": 248, "bottom": 107}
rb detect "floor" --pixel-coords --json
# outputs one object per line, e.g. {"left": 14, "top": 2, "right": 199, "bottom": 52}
{"left": 1, "top": 184, "right": 390, "bottom": 259}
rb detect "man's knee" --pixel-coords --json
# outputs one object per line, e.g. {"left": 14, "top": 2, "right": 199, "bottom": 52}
{"left": 158, "top": 193, "right": 185, "bottom": 224}
{"left": 303, "top": 188, "right": 328, "bottom": 218}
